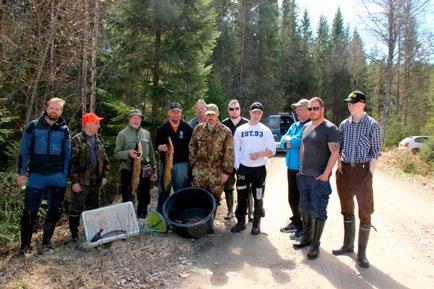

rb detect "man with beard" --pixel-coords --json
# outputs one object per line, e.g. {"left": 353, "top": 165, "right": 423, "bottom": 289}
{"left": 114, "top": 109, "right": 157, "bottom": 218}
{"left": 231, "top": 102, "right": 276, "bottom": 235}
{"left": 293, "top": 97, "right": 340, "bottom": 260}
{"left": 155, "top": 102, "right": 193, "bottom": 213}
{"left": 17, "top": 98, "right": 71, "bottom": 254}
{"left": 221, "top": 99, "right": 252, "bottom": 221}
{"left": 189, "top": 104, "right": 234, "bottom": 234}
{"left": 68, "top": 112, "right": 110, "bottom": 243}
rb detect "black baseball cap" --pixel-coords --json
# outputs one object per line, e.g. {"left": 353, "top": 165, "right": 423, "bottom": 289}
{"left": 344, "top": 91, "right": 366, "bottom": 103}
{"left": 249, "top": 102, "right": 264, "bottom": 111}
{"left": 167, "top": 102, "right": 182, "bottom": 110}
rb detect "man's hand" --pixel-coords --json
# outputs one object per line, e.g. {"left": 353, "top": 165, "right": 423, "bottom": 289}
{"left": 128, "top": 150, "right": 138, "bottom": 158}
{"left": 72, "top": 183, "right": 82, "bottom": 193}
{"left": 17, "top": 175, "right": 26, "bottom": 187}
{"left": 158, "top": 144, "right": 168, "bottom": 152}
{"left": 286, "top": 141, "right": 291, "bottom": 149}
{"left": 101, "top": 178, "right": 107, "bottom": 186}
{"left": 221, "top": 173, "right": 229, "bottom": 184}
{"left": 151, "top": 174, "right": 158, "bottom": 182}
{"left": 316, "top": 173, "right": 329, "bottom": 182}
{"left": 249, "top": 152, "right": 261, "bottom": 160}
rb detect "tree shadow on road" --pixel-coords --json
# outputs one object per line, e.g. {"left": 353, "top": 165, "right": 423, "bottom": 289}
{"left": 301, "top": 249, "right": 410, "bottom": 289}
{"left": 191, "top": 222, "right": 295, "bottom": 287}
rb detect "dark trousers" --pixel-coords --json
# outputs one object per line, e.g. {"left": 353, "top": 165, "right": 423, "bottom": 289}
{"left": 121, "top": 169, "right": 151, "bottom": 217}
{"left": 235, "top": 164, "right": 266, "bottom": 219}
{"left": 336, "top": 163, "right": 374, "bottom": 225}
{"left": 287, "top": 169, "right": 302, "bottom": 228}
{"left": 22, "top": 186, "right": 66, "bottom": 224}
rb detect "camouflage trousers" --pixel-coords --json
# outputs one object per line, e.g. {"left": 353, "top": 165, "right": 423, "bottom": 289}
{"left": 192, "top": 166, "right": 224, "bottom": 205}
{"left": 69, "top": 166, "right": 101, "bottom": 216}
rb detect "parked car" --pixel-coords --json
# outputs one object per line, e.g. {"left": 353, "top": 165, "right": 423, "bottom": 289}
{"left": 398, "top": 136, "right": 429, "bottom": 152}
{"left": 263, "top": 113, "right": 296, "bottom": 152}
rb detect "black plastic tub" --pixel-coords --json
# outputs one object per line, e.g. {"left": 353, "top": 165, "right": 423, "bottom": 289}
{"left": 163, "top": 187, "right": 216, "bottom": 238}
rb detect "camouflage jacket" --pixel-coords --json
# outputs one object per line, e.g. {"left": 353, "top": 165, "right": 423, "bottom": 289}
{"left": 189, "top": 122, "right": 234, "bottom": 175}
{"left": 69, "top": 132, "right": 109, "bottom": 186}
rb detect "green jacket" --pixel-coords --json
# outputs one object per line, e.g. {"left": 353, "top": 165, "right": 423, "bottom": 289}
{"left": 69, "top": 132, "right": 110, "bottom": 186}
{"left": 114, "top": 125, "right": 156, "bottom": 172}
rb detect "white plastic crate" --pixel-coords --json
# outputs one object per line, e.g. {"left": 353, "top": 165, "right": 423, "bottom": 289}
{"left": 82, "top": 201, "right": 139, "bottom": 247}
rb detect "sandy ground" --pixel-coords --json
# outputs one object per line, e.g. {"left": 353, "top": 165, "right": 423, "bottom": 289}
{"left": 1, "top": 154, "right": 433, "bottom": 289}
{"left": 180, "top": 155, "right": 434, "bottom": 289}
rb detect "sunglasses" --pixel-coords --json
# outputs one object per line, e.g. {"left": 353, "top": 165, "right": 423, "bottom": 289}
{"left": 308, "top": 107, "right": 321, "bottom": 111}
{"left": 229, "top": 107, "right": 240, "bottom": 111}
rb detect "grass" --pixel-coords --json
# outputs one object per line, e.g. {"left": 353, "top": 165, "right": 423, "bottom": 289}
{"left": 380, "top": 149, "right": 432, "bottom": 176}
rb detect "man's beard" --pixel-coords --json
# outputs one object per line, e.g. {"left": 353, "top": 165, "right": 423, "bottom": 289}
{"left": 47, "top": 113, "right": 59, "bottom": 121}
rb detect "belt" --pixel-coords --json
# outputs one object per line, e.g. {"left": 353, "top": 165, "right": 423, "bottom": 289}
{"left": 341, "top": 162, "right": 369, "bottom": 168}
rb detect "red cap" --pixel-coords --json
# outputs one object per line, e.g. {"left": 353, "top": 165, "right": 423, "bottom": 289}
{"left": 82, "top": 112, "right": 103, "bottom": 126}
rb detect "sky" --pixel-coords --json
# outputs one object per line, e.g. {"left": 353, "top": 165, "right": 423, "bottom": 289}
{"left": 291, "top": 0, "right": 434, "bottom": 58}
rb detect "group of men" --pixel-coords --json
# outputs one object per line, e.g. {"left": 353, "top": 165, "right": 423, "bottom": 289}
{"left": 280, "top": 91, "right": 381, "bottom": 268}
{"left": 16, "top": 90, "right": 381, "bottom": 270}
{"left": 16, "top": 97, "right": 276, "bottom": 255}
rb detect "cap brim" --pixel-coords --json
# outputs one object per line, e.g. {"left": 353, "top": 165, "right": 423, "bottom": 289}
{"left": 205, "top": 111, "right": 217, "bottom": 115}
{"left": 250, "top": 108, "right": 263, "bottom": 112}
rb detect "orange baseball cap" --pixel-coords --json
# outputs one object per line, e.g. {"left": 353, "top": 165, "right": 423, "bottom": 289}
{"left": 82, "top": 112, "right": 103, "bottom": 126}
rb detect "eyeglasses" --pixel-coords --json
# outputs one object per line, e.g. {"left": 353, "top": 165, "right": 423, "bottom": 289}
{"left": 308, "top": 107, "right": 321, "bottom": 111}
{"left": 229, "top": 107, "right": 240, "bottom": 111}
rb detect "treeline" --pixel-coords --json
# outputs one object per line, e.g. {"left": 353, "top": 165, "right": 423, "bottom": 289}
{"left": 0, "top": 0, "right": 433, "bottom": 170}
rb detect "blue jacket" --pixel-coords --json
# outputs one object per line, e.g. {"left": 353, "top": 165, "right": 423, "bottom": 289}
{"left": 279, "top": 121, "right": 306, "bottom": 170}
{"left": 18, "top": 113, "right": 71, "bottom": 176}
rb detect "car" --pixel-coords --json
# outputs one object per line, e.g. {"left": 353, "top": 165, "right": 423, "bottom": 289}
{"left": 263, "top": 113, "right": 296, "bottom": 152}
{"left": 398, "top": 136, "right": 429, "bottom": 152}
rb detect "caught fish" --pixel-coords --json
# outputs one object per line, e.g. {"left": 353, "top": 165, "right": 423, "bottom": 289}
{"left": 162, "top": 136, "right": 174, "bottom": 194}
{"left": 90, "top": 228, "right": 127, "bottom": 243}
{"left": 131, "top": 141, "right": 143, "bottom": 199}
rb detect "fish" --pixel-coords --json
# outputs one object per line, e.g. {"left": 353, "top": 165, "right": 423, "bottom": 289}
{"left": 90, "top": 228, "right": 127, "bottom": 243}
{"left": 131, "top": 141, "right": 143, "bottom": 200}
{"left": 162, "top": 136, "right": 174, "bottom": 194}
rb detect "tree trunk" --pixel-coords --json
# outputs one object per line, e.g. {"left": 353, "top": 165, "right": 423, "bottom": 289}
{"left": 238, "top": 0, "right": 247, "bottom": 86}
{"left": 89, "top": 0, "right": 100, "bottom": 113}
{"left": 151, "top": 12, "right": 162, "bottom": 118}
{"left": 81, "top": 0, "right": 89, "bottom": 115}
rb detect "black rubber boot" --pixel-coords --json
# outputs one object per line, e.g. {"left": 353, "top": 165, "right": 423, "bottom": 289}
{"left": 332, "top": 214, "right": 355, "bottom": 255}
{"left": 231, "top": 217, "right": 246, "bottom": 233}
{"left": 357, "top": 223, "right": 371, "bottom": 268}
{"left": 19, "top": 211, "right": 35, "bottom": 255}
{"left": 42, "top": 221, "right": 56, "bottom": 249}
{"left": 251, "top": 216, "right": 261, "bottom": 235}
{"left": 293, "top": 214, "right": 313, "bottom": 249}
{"left": 307, "top": 219, "right": 325, "bottom": 260}
{"left": 224, "top": 190, "right": 234, "bottom": 220}
{"left": 69, "top": 215, "right": 80, "bottom": 243}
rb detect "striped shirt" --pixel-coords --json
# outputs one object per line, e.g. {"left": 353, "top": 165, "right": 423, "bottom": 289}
{"left": 339, "top": 114, "right": 382, "bottom": 164}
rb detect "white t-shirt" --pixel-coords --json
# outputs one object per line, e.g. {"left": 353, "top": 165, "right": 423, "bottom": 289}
{"left": 234, "top": 122, "right": 276, "bottom": 169}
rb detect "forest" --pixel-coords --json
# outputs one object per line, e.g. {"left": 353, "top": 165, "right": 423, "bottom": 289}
{"left": 0, "top": 0, "right": 433, "bottom": 245}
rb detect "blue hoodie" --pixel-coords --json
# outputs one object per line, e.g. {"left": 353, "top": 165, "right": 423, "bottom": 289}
{"left": 279, "top": 121, "right": 306, "bottom": 170}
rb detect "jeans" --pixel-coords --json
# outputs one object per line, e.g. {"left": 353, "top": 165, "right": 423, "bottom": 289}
{"left": 156, "top": 162, "right": 191, "bottom": 213}
{"left": 297, "top": 174, "right": 332, "bottom": 221}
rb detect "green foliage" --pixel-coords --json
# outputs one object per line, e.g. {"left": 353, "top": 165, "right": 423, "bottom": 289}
{"left": 0, "top": 99, "right": 19, "bottom": 170}
{"left": 383, "top": 115, "right": 413, "bottom": 147}
{"left": 419, "top": 137, "right": 434, "bottom": 171}
{"left": 0, "top": 172, "right": 23, "bottom": 247}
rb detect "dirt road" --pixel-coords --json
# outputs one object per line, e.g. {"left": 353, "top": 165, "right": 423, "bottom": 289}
{"left": 181, "top": 155, "right": 434, "bottom": 289}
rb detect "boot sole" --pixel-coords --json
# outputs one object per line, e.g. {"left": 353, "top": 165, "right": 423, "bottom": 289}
{"left": 332, "top": 248, "right": 354, "bottom": 255}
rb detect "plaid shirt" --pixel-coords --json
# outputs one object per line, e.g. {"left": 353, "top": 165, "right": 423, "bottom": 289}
{"left": 339, "top": 114, "right": 382, "bottom": 164}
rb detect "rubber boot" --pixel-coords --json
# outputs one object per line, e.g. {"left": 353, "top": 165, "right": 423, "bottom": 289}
{"left": 357, "top": 223, "right": 371, "bottom": 268}
{"left": 224, "top": 190, "right": 234, "bottom": 220}
{"left": 293, "top": 214, "right": 313, "bottom": 249}
{"left": 248, "top": 192, "right": 254, "bottom": 222}
{"left": 69, "top": 215, "right": 80, "bottom": 243}
{"left": 231, "top": 216, "right": 246, "bottom": 233}
{"left": 19, "top": 211, "right": 34, "bottom": 255}
{"left": 42, "top": 221, "right": 56, "bottom": 249}
{"left": 307, "top": 219, "right": 325, "bottom": 260}
{"left": 332, "top": 215, "right": 355, "bottom": 255}
{"left": 251, "top": 216, "right": 261, "bottom": 235}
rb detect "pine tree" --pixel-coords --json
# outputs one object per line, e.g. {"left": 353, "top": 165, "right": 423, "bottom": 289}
{"left": 313, "top": 16, "right": 331, "bottom": 100}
